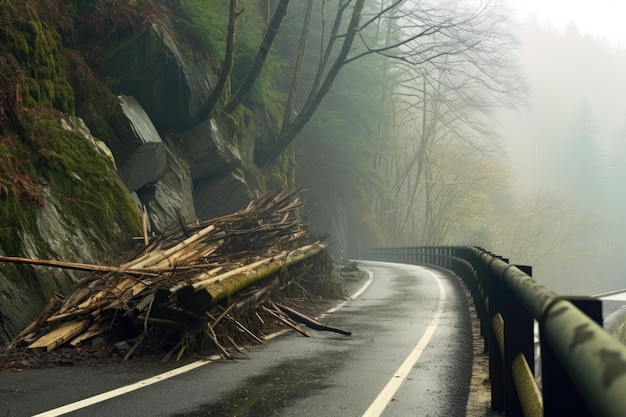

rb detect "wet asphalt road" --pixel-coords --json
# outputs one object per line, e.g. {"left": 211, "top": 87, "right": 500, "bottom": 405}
{"left": 1, "top": 261, "right": 474, "bottom": 417}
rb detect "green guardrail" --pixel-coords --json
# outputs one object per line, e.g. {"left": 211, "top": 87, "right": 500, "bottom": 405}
{"left": 363, "top": 246, "right": 626, "bottom": 417}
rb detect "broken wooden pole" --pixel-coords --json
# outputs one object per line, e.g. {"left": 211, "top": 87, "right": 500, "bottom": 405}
{"left": 275, "top": 303, "right": 351, "bottom": 336}
{"left": 28, "top": 320, "right": 89, "bottom": 352}
{"left": 123, "top": 224, "right": 216, "bottom": 270}
{"left": 176, "top": 242, "right": 327, "bottom": 311}
{"left": 0, "top": 256, "right": 161, "bottom": 277}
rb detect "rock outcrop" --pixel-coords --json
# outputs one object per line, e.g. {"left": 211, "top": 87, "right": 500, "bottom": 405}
{"left": 115, "top": 95, "right": 169, "bottom": 192}
{"left": 0, "top": 116, "right": 142, "bottom": 342}
{"left": 103, "top": 16, "right": 215, "bottom": 131}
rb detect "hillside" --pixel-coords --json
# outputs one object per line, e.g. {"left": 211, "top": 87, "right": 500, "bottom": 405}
{"left": 0, "top": 0, "right": 299, "bottom": 342}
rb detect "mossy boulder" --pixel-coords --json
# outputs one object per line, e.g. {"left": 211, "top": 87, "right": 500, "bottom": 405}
{"left": 0, "top": 113, "right": 142, "bottom": 343}
{"left": 102, "top": 16, "right": 215, "bottom": 130}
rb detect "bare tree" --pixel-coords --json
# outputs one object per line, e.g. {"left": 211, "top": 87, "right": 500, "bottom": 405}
{"left": 255, "top": 0, "right": 367, "bottom": 166}
{"left": 369, "top": 1, "right": 525, "bottom": 241}
{"left": 182, "top": 0, "right": 289, "bottom": 128}
{"left": 183, "top": 1, "right": 524, "bottom": 170}
{"left": 255, "top": 0, "right": 526, "bottom": 167}
{"left": 281, "top": 0, "right": 314, "bottom": 126}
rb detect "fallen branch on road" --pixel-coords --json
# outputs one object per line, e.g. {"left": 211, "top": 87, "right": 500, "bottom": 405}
{"left": 275, "top": 303, "right": 351, "bottom": 336}
{"left": 4, "top": 189, "right": 348, "bottom": 360}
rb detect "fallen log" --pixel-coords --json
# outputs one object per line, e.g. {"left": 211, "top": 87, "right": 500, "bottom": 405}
{"left": 275, "top": 303, "right": 351, "bottom": 336}
{"left": 175, "top": 242, "right": 327, "bottom": 311}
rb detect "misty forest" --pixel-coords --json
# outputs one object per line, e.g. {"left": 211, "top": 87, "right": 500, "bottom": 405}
{"left": 1, "top": 0, "right": 626, "bottom": 344}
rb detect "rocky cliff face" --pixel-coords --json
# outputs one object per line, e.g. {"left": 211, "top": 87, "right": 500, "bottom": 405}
{"left": 89, "top": 13, "right": 262, "bottom": 229}
{"left": 0, "top": 1, "right": 291, "bottom": 343}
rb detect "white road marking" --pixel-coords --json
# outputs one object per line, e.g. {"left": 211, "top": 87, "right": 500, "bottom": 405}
{"left": 32, "top": 358, "right": 218, "bottom": 417}
{"left": 34, "top": 267, "right": 376, "bottom": 416}
{"left": 324, "top": 267, "right": 374, "bottom": 315}
{"left": 361, "top": 267, "right": 446, "bottom": 417}
{"left": 263, "top": 266, "right": 373, "bottom": 337}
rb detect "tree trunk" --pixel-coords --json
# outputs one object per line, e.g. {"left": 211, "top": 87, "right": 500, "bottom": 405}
{"left": 224, "top": 0, "right": 290, "bottom": 113}
{"left": 176, "top": 242, "right": 327, "bottom": 311}
{"left": 178, "top": 0, "right": 238, "bottom": 130}
{"left": 282, "top": 0, "right": 314, "bottom": 126}
{"left": 256, "top": 0, "right": 366, "bottom": 167}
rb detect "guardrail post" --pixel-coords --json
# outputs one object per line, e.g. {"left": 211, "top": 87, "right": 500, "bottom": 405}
{"left": 541, "top": 296, "right": 602, "bottom": 417}
{"left": 488, "top": 259, "right": 506, "bottom": 412}
{"left": 472, "top": 251, "right": 490, "bottom": 352}
{"left": 451, "top": 248, "right": 484, "bottom": 342}
{"left": 503, "top": 265, "right": 534, "bottom": 417}
{"left": 568, "top": 296, "right": 603, "bottom": 325}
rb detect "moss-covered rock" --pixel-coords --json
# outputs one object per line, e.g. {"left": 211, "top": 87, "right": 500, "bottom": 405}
{"left": 0, "top": 0, "right": 145, "bottom": 340}
{"left": 0, "top": 111, "right": 142, "bottom": 342}
{"left": 101, "top": 16, "right": 216, "bottom": 130}
{"left": 0, "top": 1, "right": 75, "bottom": 114}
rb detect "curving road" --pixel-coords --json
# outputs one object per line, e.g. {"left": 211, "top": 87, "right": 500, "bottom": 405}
{"left": 1, "top": 261, "right": 476, "bottom": 417}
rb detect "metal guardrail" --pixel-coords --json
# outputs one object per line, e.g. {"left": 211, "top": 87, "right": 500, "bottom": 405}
{"left": 363, "top": 246, "right": 626, "bottom": 417}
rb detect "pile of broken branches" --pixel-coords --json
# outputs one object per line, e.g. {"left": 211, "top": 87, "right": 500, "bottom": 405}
{"left": 4, "top": 189, "right": 348, "bottom": 360}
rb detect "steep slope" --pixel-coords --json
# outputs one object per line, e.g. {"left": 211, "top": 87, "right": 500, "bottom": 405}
{"left": 0, "top": 0, "right": 292, "bottom": 342}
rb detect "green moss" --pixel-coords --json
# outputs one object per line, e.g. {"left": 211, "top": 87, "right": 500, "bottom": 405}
{"left": 64, "top": 49, "right": 124, "bottom": 156}
{"left": 0, "top": 111, "right": 141, "bottom": 267}
{"left": 27, "top": 112, "right": 142, "bottom": 243}
{"left": 171, "top": 0, "right": 230, "bottom": 62}
{"left": 235, "top": 144, "right": 296, "bottom": 194}
{"left": 0, "top": 138, "right": 22, "bottom": 175}
{"left": 0, "top": 197, "right": 34, "bottom": 256}
{"left": 0, "top": 2, "right": 75, "bottom": 114}
{"left": 0, "top": 0, "right": 142, "bottom": 255}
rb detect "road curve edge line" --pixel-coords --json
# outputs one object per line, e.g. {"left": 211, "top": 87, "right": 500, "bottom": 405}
{"left": 34, "top": 268, "right": 376, "bottom": 416}
{"left": 361, "top": 267, "right": 446, "bottom": 417}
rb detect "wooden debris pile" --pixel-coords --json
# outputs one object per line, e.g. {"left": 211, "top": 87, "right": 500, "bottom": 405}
{"left": 5, "top": 189, "right": 347, "bottom": 360}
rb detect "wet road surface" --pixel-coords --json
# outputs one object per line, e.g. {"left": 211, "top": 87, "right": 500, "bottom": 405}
{"left": 1, "top": 261, "right": 474, "bottom": 417}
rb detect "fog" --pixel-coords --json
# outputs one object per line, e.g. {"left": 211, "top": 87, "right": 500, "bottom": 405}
{"left": 282, "top": 1, "right": 625, "bottom": 297}
{"left": 495, "top": 16, "right": 626, "bottom": 294}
